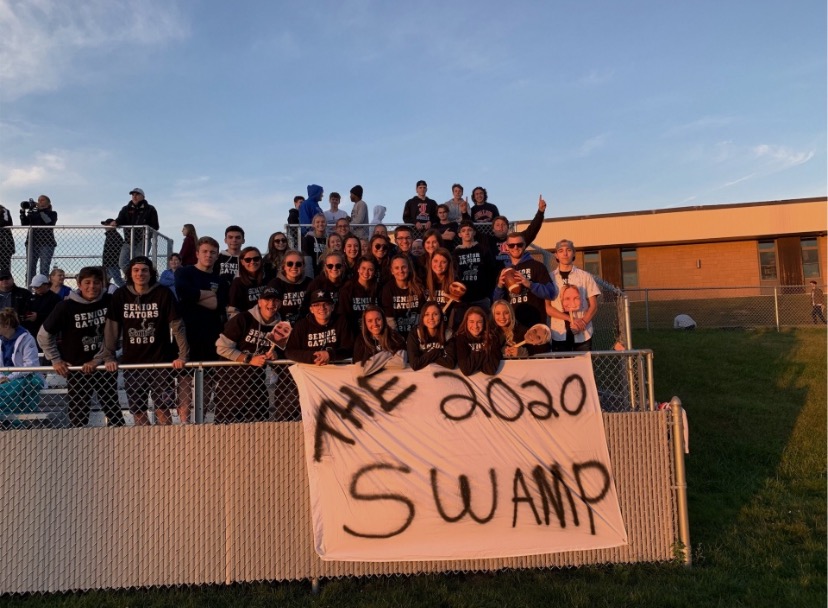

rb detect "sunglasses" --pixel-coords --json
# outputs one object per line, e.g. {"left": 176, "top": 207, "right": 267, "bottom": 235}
{"left": 326, "top": 263, "right": 343, "bottom": 270}
{"left": 285, "top": 260, "right": 304, "bottom": 268}
{"left": 273, "top": 238, "right": 287, "bottom": 244}
{"left": 373, "top": 245, "right": 388, "bottom": 251}
{"left": 242, "top": 256, "right": 262, "bottom": 263}
{"left": 506, "top": 242, "right": 525, "bottom": 249}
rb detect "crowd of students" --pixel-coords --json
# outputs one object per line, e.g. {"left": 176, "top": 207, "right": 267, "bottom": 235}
{"left": 0, "top": 183, "right": 606, "bottom": 427}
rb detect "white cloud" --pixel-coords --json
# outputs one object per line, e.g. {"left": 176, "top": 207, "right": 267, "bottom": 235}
{"left": 0, "top": 0, "right": 188, "bottom": 100}
{"left": 577, "top": 133, "right": 609, "bottom": 157}
{"left": 1, "top": 151, "right": 66, "bottom": 187}
{"left": 721, "top": 173, "right": 757, "bottom": 188}
{"left": 577, "top": 69, "right": 614, "bottom": 86}
{"left": 663, "top": 116, "right": 735, "bottom": 138}
{"left": 752, "top": 144, "right": 815, "bottom": 169}
{"left": 162, "top": 176, "right": 297, "bottom": 246}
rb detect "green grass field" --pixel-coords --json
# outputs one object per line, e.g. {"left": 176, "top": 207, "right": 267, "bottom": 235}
{"left": 2, "top": 329, "right": 825, "bottom": 607}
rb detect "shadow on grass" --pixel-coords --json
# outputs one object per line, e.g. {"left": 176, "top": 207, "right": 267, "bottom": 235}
{"left": 633, "top": 328, "right": 824, "bottom": 550}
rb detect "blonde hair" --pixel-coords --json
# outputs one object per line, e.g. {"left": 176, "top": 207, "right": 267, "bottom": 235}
{"left": 491, "top": 300, "right": 516, "bottom": 345}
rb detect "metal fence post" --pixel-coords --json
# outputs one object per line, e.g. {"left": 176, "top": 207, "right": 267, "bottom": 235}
{"left": 194, "top": 366, "right": 205, "bottom": 424}
{"left": 636, "top": 354, "right": 646, "bottom": 411}
{"left": 645, "top": 351, "right": 655, "bottom": 411}
{"left": 773, "top": 287, "right": 780, "bottom": 331}
{"left": 626, "top": 355, "right": 638, "bottom": 411}
{"left": 644, "top": 289, "right": 650, "bottom": 332}
{"left": 669, "top": 396, "right": 692, "bottom": 566}
{"left": 25, "top": 226, "right": 34, "bottom": 285}
{"left": 623, "top": 295, "right": 633, "bottom": 349}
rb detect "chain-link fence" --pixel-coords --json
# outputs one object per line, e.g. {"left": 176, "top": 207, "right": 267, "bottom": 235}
{"left": 1, "top": 226, "right": 173, "bottom": 287}
{"left": 285, "top": 221, "right": 503, "bottom": 251}
{"left": 0, "top": 351, "right": 654, "bottom": 430}
{"left": 625, "top": 285, "right": 828, "bottom": 330}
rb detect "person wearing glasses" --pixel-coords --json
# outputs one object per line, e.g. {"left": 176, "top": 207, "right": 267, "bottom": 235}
{"left": 481, "top": 195, "right": 547, "bottom": 263}
{"left": 492, "top": 233, "right": 557, "bottom": 328}
{"left": 268, "top": 250, "right": 312, "bottom": 326}
{"left": 368, "top": 233, "right": 391, "bottom": 284}
{"left": 334, "top": 217, "right": 353, "bottom": 241}
{"left": 391, "top": 225, "right": 417, "bottom": 281}
{"left": 304, "top": 251, "right": 347, "bottom": 313}
{"left": 285, "top": 290, "right": 353, "bottom": 365}
{"left": 262, "top": 231, "right": 289, "bottom": 280}
{"left": 545, "top": 239, "right": 601, "bottom": 352}
{"left": 227, "top": 246, "right": 268, "bottom": 317}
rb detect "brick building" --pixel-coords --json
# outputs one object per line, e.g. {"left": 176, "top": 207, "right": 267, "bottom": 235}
{"left": 522, "top": 197, "right": 827, "bottom": 293}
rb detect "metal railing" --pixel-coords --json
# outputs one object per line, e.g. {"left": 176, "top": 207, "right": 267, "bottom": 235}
{"left": 625, "top": 285, "right": 828, "bottom": 331}
{"left": 0, "top": 350, "right": 655, "bottom": 430}
{"left": 285, "top": 221, "right": 507, "bottom": 250}
{"left": 1, "top": 225, "right": 174, "bottom": 286}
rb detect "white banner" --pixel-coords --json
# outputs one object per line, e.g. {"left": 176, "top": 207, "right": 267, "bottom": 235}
{"left": 291, "top": 356, "right": 628, "bottom": 561}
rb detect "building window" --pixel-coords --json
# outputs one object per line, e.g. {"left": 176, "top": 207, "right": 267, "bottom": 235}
{"left": 801, "top": 238, "right": 821, "bottom": 279}
{"left": 758, "top": 241, "right": 778, "bottom": 281}
{"left": 583, "top": 251, "right": 600, "bottom": 277}
{"left": 621, "top": 249, "right": 638, "bottom": 288}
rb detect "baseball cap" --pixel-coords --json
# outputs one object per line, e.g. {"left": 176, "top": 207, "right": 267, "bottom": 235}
{"left": 30, "top": 274, "right": 50, "bottom": 288}
{"left": 129, "top": 188, "right": 145, "bottom": 196}
{"left": 259, "top": 287, "right": 282, "bottom": 300}
{"left": 0, "top": 271, "right": 12, "bottom": 280}
{"left": 309, "top": 290, "right": 333, "bottom": 305}
{"left": 101, "top": 218, "right": 116, "bottom": 225}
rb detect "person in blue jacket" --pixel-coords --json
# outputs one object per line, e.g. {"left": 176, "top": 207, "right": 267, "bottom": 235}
{"left": 299, "top": 184, "right": 324, "bottom": 235}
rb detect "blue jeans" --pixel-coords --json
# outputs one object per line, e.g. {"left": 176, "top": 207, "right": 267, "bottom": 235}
{"left": 105, "top": 265, "right": 125, "bottom": 287}
{"left": 27, "top": 244, "right": 54, "bottom": 281}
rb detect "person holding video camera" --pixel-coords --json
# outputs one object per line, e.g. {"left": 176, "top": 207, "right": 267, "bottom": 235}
{"left": 19, "top": 195, "right": 57, "bottom": 282}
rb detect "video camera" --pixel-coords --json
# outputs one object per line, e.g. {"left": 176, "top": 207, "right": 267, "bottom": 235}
{"left": 20, "top": 198, "right": 37, "bottom": 212}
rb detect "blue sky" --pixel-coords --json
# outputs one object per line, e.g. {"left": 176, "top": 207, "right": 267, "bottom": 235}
{"left": 1, "top": 0, "right": 825, "bottom": 252}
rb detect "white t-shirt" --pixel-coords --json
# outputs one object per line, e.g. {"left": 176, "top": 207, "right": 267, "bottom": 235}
{"left": 549, "top": 266, "right": 601, "bottom": 342}
{"left": 324, "top": 209, "right": 349, "bottom": 225}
